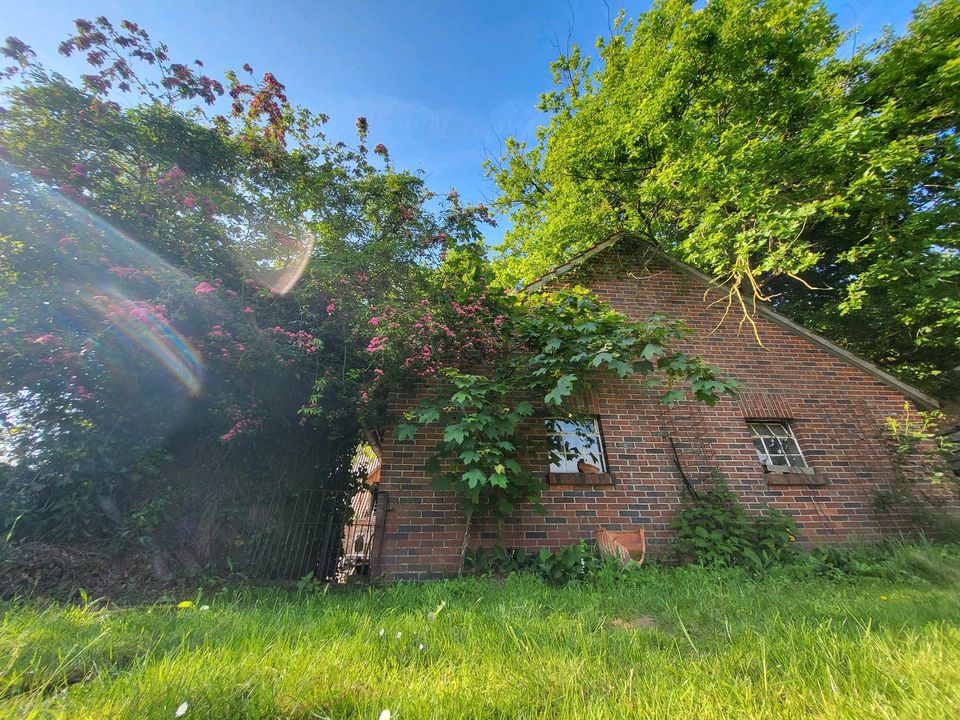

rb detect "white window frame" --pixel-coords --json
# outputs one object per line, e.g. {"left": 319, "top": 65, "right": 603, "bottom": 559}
{"left": 747, "top": 421, "right": 808, "bottom": 470}
{"left": 545, "top": 417, "right": 607, "bottom": 474}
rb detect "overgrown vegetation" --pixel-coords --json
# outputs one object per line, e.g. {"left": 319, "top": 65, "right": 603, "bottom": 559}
{"left": 671, "top": 483, "right": 800, "bottom": 569}
{"left": 465, "top": 541, "right": 637, "bottom": 585}
{"left": 0, "top": 18, "right": 732, "bottom": 573}
{"left": 488, "top": 0, "right": 960, "bottom": 399}
{"left": 396, "top": 289, "right": 736, "bottom": 569}
{"left": 2, "top": 544, "right": 960, "bottom": 719}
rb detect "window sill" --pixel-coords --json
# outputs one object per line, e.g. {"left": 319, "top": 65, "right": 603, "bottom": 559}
{"left": 546, "top": 472, "right": 616, "bottom": 486}
{"left": 763, "top": 466, "right": 828, "bottom": 485}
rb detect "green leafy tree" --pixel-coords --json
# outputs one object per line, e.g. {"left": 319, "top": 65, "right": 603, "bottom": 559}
{"left": 487, "top": 0, "right": 960, "bottom": 399}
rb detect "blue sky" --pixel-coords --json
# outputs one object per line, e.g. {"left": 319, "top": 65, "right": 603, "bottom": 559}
{"left": 5, "top": 1, "right": 922, "bottom": 244}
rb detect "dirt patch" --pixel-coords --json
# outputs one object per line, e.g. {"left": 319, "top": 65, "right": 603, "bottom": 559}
{"left": 0, "top": 542, "right": 185, "bottom": 603}
{"left": 606, "top": 615, "right": 659, "bottom": 630}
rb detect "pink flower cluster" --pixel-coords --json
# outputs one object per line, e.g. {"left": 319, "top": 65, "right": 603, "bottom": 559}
{"left": 107, "top": 266, "right": 141, "bottom": 280}
{"left": 220, "top": 416, "right": 263, "bottom": 443}
{"left": 157, "top": 166, "right": 185, "bottom": 188}
{"left": 268, "top": 325, "right": 319, "bottom": 354}
{"left": 206, "top": 324, "right": 246, "bottom": 358}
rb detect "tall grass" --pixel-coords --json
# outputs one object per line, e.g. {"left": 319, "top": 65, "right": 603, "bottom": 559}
{"left": 2, "top": 544, "right": 960, "bottom": 719}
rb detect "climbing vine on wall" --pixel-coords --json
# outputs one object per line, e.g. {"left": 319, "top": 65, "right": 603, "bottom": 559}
{"left": 396, "top": 287, "right": 738, "bottom": 566}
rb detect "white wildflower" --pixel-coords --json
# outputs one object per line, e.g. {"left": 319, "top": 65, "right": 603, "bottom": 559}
{"left": 175, "top": 702, "right": 188, "bottom": 717}
{"left": 378, "top": 711, "right": 391, "bottom": 720}
{"left": 199, "top": 605, "right": 210, "bottom": 611}
{"left": 378, "top": 628, "right": 385, "bottom": 637}
{"left": 418, "top": 643, "right": 425, "bottom": 651}
{"left": 395, "top": 631, "right": 402, "bottom": 639}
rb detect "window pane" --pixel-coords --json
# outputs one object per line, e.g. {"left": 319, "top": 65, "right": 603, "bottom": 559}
{"left": 547, "top": 419, "right": 582, "bottom": 435}
{"left": 780, "top": 437, "right": 801, "bottom": 456}
{"left": 746, "top": 421, "right": 808, "bottom": 469}
{"left": 546, "top": 418, "right": 605, "bottom": 473}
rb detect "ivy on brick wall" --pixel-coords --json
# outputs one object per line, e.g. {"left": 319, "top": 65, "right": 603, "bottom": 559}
{"left": 396, "top": 287, "right": 738, "bottom": 568}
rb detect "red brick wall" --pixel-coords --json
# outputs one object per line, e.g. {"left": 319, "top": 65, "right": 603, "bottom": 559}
{"left": 374, "top": 246, "right": 953, "bottom": 580}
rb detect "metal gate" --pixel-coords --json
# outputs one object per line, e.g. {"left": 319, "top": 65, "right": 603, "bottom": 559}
{"left": 241, "top": 486, "right": 386, "bottom": 583}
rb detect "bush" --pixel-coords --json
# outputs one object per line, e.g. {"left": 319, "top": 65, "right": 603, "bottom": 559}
{"left": 671, "top": 483, "right": 799, "bottom": 569}
{"left": 465, "top": 541, "right": 636, "bottom": 586}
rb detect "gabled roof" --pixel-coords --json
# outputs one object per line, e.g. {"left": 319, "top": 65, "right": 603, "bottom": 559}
{"left": 522, "top": 233, "right": 939, "bottom": 409}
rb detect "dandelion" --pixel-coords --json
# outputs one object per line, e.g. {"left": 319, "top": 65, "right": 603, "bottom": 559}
{"left": 880, "top": 595, "right": 888, "bottom": 601}
{"left": 175, "top": 702, "right": 188, "bottom": 717}
{"left": 176, "top": 600, "right": 193, "bottom": 609}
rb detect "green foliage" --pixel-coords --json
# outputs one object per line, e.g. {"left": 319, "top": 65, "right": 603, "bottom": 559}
{"left": 671, "top": 483, "right": 799, "bottom": 569}
{"left": 0, "top": 19, "right": 493, "bottom": 553}
{"left": 873, "top": 403, "right": 957, "bottom": 520}
{"left": 791, "top": 540, "right": 960, "bottom": 585}
{"left": 465, "top": 540, "right": 633, "bottom": 585}
{"left": 400, "top": 288, "right": 736, "bottom": 519}
{"left": 488, "top": 0, "right": 960, "bottom": 399}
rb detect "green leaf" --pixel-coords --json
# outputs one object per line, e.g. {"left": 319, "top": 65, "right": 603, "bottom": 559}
{"left": 515, "top": 401, "right": 534, "bottom": 416}
{"left": 396, "top": 424, "right": 417, "bottom": 442}
{"left": 462, "top": 468, "right": 487, "bottom": 488}
{"left": 443, "top": 425, "right": 467, "bottom": 445}
{"left": 544, "top": 373, "right": 576, "bottom": 406}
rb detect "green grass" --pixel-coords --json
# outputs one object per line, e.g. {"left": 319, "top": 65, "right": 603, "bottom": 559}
{"left": 3, "top": 547, "right": 960, "bottom": 719}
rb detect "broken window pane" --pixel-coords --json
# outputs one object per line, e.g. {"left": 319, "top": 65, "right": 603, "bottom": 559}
{"left": 747, "top": 421, "right": 808, "bottom": 469}
{"left": 546, "top": 418, "right": 607, "bottom": 473}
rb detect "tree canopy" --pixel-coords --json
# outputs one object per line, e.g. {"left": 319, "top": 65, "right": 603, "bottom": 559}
{"left": 487, "top": 0, "right": 960, "bottom": 400}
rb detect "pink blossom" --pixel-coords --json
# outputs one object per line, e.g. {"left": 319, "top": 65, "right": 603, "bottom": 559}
{"left": 366, "top": 335, "right": 387, "bottom": 353}
{"left": 368, "top": 316, "right": 380, "bottom": 326}
{"left": 374, "top": 368, "right": 384, "bottom": 376}
{"left": 494, "top": 315, "right": 505, "bottom": 327}
{"left": 326, "top": 302, "right": 336, "bottom": 315}
{"left": 29, "top": 334, "right": 61, "bottom": 346}
{"left": 180, "top": 192, "right": 196, "bottom": 209}
{"left": 225, "top": 289, "right": 238, "bottom": 297}
{"left": 106, "top": 266, "right": 140, "bottom": 279}
{"left": 194, "top": 281, "right": 215, "bottom": 295}
{"left": 157, "top": 166, "right": 185, "bottom": 187}
{"left": 242, "top": 306, "right": 254, "bottom": 313}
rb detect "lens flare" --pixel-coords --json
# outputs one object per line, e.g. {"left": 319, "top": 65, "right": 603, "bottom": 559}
{"left": 239, "top": 225, "right": 315, "bottom": 295}
{"left": 78, "top": 286, "right": 204, "bottom": 396}
{"left": 0, "top": 162, "right": 206, "bottom": 396}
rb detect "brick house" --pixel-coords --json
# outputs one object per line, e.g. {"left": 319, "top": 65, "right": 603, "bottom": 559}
{"left": 370, "top": 236, "right": 950, "bottom": 580}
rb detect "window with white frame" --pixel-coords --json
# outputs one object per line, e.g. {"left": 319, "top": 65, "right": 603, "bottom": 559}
{"left": 546, "top": 418, "right": 606, "bottom": 474}
{"left": 747, "top": 421, "right": 808, "bottom": 469}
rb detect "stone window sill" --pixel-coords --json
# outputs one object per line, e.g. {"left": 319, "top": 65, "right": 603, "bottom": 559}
{"left": 546, "top": 472, "right": 616, "bottom": 486}
{"left": 763, "top": 466, "right": 828, "bottom": 485}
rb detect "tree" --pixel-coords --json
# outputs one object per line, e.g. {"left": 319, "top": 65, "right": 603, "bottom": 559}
{"left": 487, "top": 0, "right": 960, "bottom": 400}
{"left": 0, "top": 18, "right": 489, "bottom": 553}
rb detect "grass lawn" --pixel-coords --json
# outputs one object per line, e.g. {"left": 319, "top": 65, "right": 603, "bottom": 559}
{"left": 2, "top": 548, "right": 960, "bottom": 719}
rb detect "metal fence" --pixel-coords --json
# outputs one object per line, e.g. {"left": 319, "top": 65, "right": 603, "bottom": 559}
{"left": 239, "top": 486, "right": 385, "bottom": 583}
